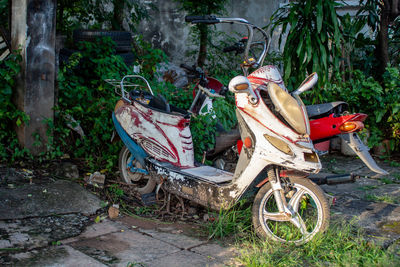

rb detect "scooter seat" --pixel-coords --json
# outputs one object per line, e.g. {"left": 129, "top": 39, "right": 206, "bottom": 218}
{"left": 306, "top": 101, "right": 348, "bottom": 119}
{"left": 267, "top": 82, "right": 307, "bottom": 134}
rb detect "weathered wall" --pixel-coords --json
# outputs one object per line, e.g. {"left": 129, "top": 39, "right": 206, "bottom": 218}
{"left": 12, "top": 0, "right": 56, "bottom": 154}
{"left": 137, "top": 0, "right": 285, "bottom": 64}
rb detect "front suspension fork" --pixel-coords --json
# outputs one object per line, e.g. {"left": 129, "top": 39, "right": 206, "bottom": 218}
{"left": 269, "top": 168, "right": 292, "bottom": 215}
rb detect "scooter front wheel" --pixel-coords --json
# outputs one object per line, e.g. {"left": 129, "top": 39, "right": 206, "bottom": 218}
{"left": 118, "top": 146, "right": 156, "bottom": 194}
{"left": 252, "top": 176, "right": 329, "bottom": 245}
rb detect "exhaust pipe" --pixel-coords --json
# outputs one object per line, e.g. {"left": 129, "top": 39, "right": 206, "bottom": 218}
{"left": 309, "top": 173, "right": 357, "bottom": 185}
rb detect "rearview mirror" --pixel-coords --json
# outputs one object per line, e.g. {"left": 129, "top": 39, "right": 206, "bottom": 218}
{"left": 229, "top": 76, "right": 258, "bottom": 104}
{"left": 292, "top": 72, "right": 318, "bottom": 96}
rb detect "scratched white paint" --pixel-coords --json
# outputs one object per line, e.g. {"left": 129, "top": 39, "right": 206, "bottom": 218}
{"left": 116, "top": 101, "right": 195, "bottom": 168}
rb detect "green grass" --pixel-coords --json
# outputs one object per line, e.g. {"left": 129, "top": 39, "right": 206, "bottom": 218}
{"left": 236, "top": 220, "right": 400, "bottom": 266}
{"left": 206, "top": 205, "right": 399, "bottom": 266}
{"left": 206, "top": 200, "right": 252, "bottom": 239}
{"left": 365, "top": 194, "right": 399, "bottom": 204}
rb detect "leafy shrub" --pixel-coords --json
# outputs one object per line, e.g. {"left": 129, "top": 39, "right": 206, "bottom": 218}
{"left": 270, "top": 0, "right": 343, "bottom": 93}
{"left": 321, "top": 66, "right": 400, "bottom": 151}
{"left": 54, "top": 37, "right": 131, "bottom": 169}
{"left": 0, "top": 51, "right": 30, "bottom": 161}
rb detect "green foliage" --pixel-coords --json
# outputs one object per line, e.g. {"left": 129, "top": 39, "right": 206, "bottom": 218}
{"left": 207, "top": 200, "right": 252, "bottom": 239}
{"left": 321, "top": 66, "right": 400, "bottom": 151}
{"left": 176, "top": 0, "right": 228, "bottom": 67}
{"left": 0, "top": 0, "right": 9, "bottom": 29}
{"left": 271, "top": 0, "right": 343, "bottom": 96}
{"left": 54, "top": 37, "right": 131, "bottom": 170}
{"left": 134, "top": 36, "right": 169, "bottom": 76}
{"left": 57, "top": 0, "right": 152, "bottom": 33}
{"left": 0, "top": 51, "right": 30, "bottom": 161}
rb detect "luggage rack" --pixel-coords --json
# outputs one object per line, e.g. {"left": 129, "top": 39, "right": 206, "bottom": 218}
{"left": 105, "top": 75, "right": 154, "bottom": 103}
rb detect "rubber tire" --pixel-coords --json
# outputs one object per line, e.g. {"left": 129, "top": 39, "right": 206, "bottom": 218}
{"left": 116, "top": 52, "right": 136, "bottom": 66}
{"left": 118, "top": 146, "right": 156, "bottom": 194}
{"left": 252, "top": 174, "right": 330, "bottom": 245}
{"left": 73, "top": 30, "right": 131, "bottom": 42}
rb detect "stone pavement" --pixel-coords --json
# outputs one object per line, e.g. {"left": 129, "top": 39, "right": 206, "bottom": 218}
{"left": 319, "top": 154, "right": 400, "bottom": 248}
{"left": 3, "top": 220, "right": 235, "bottom": 267}
{"left": 2, "top": 219, "right": 238, "bottom": 266}
{"left": 0, "top": 166, "right": 238, "bottom": 266}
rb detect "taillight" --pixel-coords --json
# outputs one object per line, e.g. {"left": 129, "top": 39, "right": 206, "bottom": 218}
{"left": 339, "top": 121, "right": 364, "bottom": 133}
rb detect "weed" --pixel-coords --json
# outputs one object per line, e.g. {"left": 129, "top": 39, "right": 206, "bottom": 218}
{"left": 358, "top": 185, "right": 378, "bottom": 191}
{"left": 390, "top": 161, "right": 400, "bottom": 167}
{"left": 365, "top": 194, "right": 398, "bottom": 204}
{"left": 107, "top": 184, "right": 124, "bottom": 203}
{"left": 51, "top": 240, "right": 61, "bottom": 246}
{"left": 134, "top": 206, "right": 153, "bottom": 216}
{"left": 380, "top": 177, "right": 394, "bottom": 184}
{"left": 207, "top": 200, "right": 252, "bottom": 239}
{"left": 237, "top": 220, "right": 400, "bottom": 266}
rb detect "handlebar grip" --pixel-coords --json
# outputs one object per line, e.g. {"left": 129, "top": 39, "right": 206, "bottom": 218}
{"left": 192, "top": 19, "right": 219, "bottom": 24}
{"left": 185, "top": 15, "right": 219, "bottom": 24}
{"left": 185, "top": 15, "right": 206, "bottom": 22}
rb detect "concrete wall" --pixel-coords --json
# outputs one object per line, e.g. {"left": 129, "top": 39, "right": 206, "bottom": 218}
{"left": 137, "top": 0, "right": 285, "bottom": 64}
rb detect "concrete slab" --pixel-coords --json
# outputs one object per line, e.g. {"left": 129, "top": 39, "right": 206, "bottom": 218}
{"left": 143, "top": 249, "right": 224, "bottom": 267}
{"left": 191, "top": 242, "right": 239, "bottom": 264}
{"left": 62, "top": 219, "right": 128, "bottom": 244}
{"left": 0, "top": 214, "right": 90, "bottom": 251}
{"left": 70, "top": 229, "right": 181, "bottom": 266}
{"left": 2, "top": 245, "right": 107, "bottom": 267}
{"left": 0, "top": 180, "right": 102, "bottom": 220}
{"left": 138, "top": 228, "right": 206, "bottom": 249}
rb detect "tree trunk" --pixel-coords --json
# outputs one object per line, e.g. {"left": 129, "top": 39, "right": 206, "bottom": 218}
{"left": 197, "top": 25, "right": 207, "bottom": 67}
{"left": 376, "top": 4, "right": 390, "bottom": 78}
{"left": 112, "top": 0, "right": 124, "bottom": 30}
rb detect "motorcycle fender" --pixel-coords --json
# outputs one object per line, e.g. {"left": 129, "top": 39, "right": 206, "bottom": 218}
{"left": 112, "top": 112, "right": 147, "bottom": 167}
{"left": 340, "top": 133, "right": 388, "bottom": 175}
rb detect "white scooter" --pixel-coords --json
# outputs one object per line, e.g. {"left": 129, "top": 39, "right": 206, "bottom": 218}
{"left": 110, "top": 16, "right": 329, "bottom": 244}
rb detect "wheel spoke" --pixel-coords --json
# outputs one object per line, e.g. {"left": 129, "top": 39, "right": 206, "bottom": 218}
{"left": 288, "top": 188, "right": 306, "bottom": 212}
{"left": 290, "top": 213, "right": 310, "bottom": 236}
{"left": 263, "top": 211, "right": 291, "bottom": 222}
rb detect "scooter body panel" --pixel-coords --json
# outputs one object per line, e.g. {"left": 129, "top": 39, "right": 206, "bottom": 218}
{"left": 115, "top": 101, "right": 195, "bottom": 168}
{"left": 112, "top": 112, "right": 147, "bottom": 167}
{"left": 309, "top": 113, "right": 367, "bottom": 140}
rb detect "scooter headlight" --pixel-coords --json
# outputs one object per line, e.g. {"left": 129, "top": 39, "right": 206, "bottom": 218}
{"left": 264, "top": 134, "right": 293, "bottom": 156}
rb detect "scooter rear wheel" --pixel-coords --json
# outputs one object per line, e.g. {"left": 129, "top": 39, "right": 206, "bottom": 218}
{"left": 118, "top": 146, "right": 156, "bottom": 194}
{"left": 252, "top": 175, "right": 329, "bottom": 245}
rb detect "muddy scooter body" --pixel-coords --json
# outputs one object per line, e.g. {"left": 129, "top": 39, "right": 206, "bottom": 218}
{"left": 111, "top": 16, "right": 330, "bottom": 244}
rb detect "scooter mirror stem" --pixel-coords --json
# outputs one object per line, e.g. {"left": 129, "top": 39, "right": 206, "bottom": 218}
{"left": 229, "top": 76, "right": 258, "bottom": 105}
{"left": 293, "top": 72, "right": 318, "bottom": 96}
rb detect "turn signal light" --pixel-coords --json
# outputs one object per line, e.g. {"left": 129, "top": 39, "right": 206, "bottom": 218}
{"left": 339, "top": 121, "right": 364, "bottom": 133}
{"left": 244, "top": 137, "right": 252, "bottom": 148}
